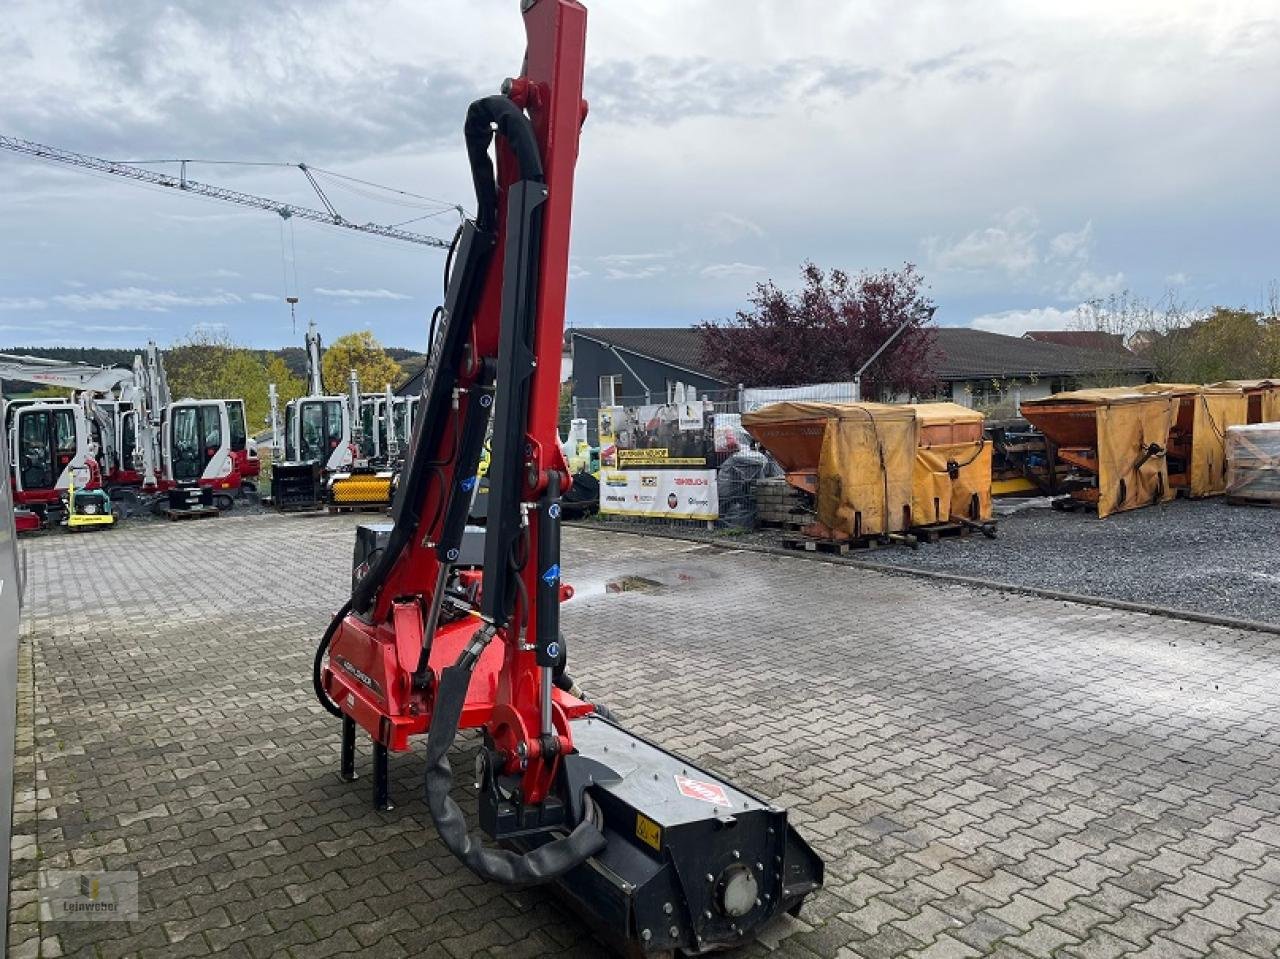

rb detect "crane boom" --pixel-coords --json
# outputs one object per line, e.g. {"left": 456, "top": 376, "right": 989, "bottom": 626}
{"left": 0, "top": 135, "right": 451, "bottom": 249}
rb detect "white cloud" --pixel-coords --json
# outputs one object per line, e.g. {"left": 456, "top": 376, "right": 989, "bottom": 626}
{"left": 700, "top": 262, "right": 766, "bottom": 279}
{"left": 604, "top": 265, "right": 666, "bottom": 280}
{"left": 1066, "top": 270, "right": 1126, "bottom": 299}
{"left": 1048, "top": 222, "right": 1093, "bottom": 261}
{"left": 0, "top": 297, "right": 48, "bottom": 311}
{"left": 118, "top": 269, "right": 159, "bottom": 282}
{"left": 700, "top": 212, "right": 765, "bottom": 245}
{"left": 925, "top": 208, "right": 1041, "bottom": 274}
{"left": 970, "top": 305, "right": 1080, "bottom": 337}
{"left": 205, "top": 268, "right": 242, "bottom": 278}
{"left": 596, "top": 252, "right": 672, "bottom": 265}
{"left": 249, "top": 292, "right": 280, "bottom": 302}
{"left": 1165, "top": 271, "right": 1189, "bottom": 286}
{"left": 597, "top": 252, "right": 673, "bottom": 281}
{"left": 52, "top": 287, "right": 243, "bottom": 312}
{"left": 568, "top": 262, "right": 590, "bottom": 280}
{"left": 83, "top": 323, "right": 157, "bottom": 333}
{"left": 313, "top": 287, "right": 411, "bottom": 301}
{"left": 158, "top": 211, "right": 262, "bottom": 223}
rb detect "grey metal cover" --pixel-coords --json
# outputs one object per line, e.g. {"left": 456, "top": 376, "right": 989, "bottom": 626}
{"left": 0, "top": 421, "right": 23, "bottom": 959}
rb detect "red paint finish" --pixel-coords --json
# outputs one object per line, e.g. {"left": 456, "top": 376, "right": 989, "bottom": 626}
{"left": 324, "top": 1, "right": 590, "bottom": 808}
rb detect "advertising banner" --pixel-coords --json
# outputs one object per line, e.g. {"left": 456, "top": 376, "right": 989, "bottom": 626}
{"left": 599, "top": 467, "right": 718, "bottom": 520}
{"left": 599, "top": 396, "right": 719, "bottom": 521}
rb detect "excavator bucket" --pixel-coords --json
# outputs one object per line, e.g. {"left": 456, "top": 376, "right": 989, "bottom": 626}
{"left": 513, "top": 716, "right": 823, "bottom": 956}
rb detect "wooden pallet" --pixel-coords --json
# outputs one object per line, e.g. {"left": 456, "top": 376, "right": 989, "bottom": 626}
{"left": 783, "top": 535, "right": 882, "bottom": 555}
{"left": 1227, "top": 495, "right": 1280, "bottom": 509}
{"left": 912, "top": 522, "right": 969, "bottom": 543}
{"left": 164, "top": 507, "right": 219, "bottom": 521}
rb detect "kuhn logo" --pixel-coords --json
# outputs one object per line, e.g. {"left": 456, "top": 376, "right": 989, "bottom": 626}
{"left": 674, "top": 477, "right": 708, "bottom": 487}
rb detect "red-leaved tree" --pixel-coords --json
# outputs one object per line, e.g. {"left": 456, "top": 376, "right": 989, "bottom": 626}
{"left": 699, "top": 262, "right": 938, "bottom": 398}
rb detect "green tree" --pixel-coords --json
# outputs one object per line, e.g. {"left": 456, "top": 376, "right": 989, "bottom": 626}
{"left": 1176, "top": 308, "right": 1275, "bottom": 383}
{"left": 321, "top": 330, "right": 403, "bottom": 394}
{"left": 166, "top": 328, "right": 278, "bottom": 433}
{"left": 265, "top": 355, "right": 306, "bottom": 408}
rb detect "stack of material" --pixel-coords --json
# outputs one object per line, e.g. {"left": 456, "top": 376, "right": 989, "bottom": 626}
{"left": 1225, "top": 423, "right": 1280, "bottom": 503}
{"left": 1133, "top": 383, "right": 1247, "bottom": 498}
{"left": 1021, "top": 388, "right": 1178, "bottom": 518}
{"left": 742, "top": 401, "right": 916, "bottom": 539}
{"left": 1211, "top": 379, "right": 1280, "bottom": 425}
{"left": 903, "top": 402, "right": 992, "bottom": 525}
{"left": 754, "top": 476, "right": 811, "bottom": 526}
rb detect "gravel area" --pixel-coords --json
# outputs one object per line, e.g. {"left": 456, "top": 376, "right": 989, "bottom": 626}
{"left": 862, "top": 497, "right": 1280, "bottom": 624}
{"left": 580, "top": 496, "right": 1280, "bottom": 626}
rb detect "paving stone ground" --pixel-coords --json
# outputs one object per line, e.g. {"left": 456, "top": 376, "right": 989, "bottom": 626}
{"left": 9, "top": 513, "right": 1280, "bottom": 958}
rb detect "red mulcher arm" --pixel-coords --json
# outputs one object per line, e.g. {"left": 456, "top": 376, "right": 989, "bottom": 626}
{"left": 318, "top": 2, "right": 823, "bottom": 952}
{"left": 322, "top": 0, "right": 599, "bottom": 868}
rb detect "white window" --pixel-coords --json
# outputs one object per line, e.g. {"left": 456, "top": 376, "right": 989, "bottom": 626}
{"left": 599, "top": 374, "right": 622, "bottom": 405}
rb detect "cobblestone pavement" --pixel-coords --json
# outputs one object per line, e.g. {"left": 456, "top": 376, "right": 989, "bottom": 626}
{"left": 10, "top": 513, "right": 1280, "bottom": 958}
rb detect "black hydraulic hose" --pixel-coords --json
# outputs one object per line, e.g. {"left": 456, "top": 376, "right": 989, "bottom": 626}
{"left": 350, "top": 96, "right": 542, "bottom": 617}
{"left": 313, "top": 599, "right": 352, "bottom": 718}
{"left": 464, "top": 95, "right": 545, "bottom": 234}
{"left": 423, "top": 631, "right": 606, "bottom": 885}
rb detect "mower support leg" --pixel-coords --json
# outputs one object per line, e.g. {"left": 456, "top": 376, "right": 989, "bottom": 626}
{"left": 340, "top": 716, "right": 358, "bottom": 782}
{"left": 373, "top": 742, "right": 393, "bottom": 811}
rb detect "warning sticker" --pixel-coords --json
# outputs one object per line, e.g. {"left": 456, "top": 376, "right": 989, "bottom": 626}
{"left": 635, "top": 813, "right": 662, "bottom": 850}
{"left": 675, "top": 775, "right": 732, "bottom": 807}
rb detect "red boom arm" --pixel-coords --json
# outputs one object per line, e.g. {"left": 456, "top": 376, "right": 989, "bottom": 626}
{"left": 321, "top": 0, "right": 591, "bottom": 842}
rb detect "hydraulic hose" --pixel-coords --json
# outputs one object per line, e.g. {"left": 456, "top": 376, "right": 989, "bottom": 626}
{"left": 423, "top": 628, "right": 606, "bottom": 885}
{"left": 313, "top": 599, "right": 353, "bottom": 718}
{"left": 464, "top": 95, "right": 545, "bottom": 234}
{"left": 349, "top": 95, "right": 543, "bottom": 618}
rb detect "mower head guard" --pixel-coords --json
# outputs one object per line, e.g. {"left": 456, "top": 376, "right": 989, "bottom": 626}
{"left": 314, "top": 2, "right": 823, "bottom": 954}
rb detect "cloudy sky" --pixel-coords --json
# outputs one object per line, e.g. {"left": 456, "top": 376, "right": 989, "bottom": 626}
{"left": 2, "top": 0, "right": 1277, "bottom": 349}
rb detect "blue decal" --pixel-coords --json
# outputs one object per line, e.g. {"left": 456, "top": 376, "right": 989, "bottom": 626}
{"left": 546, "top": 642, "right": 561, "bottom": 659}
{"left": 548, "top": 503, "right": 561, "bottom": 520}
{"left": 460, "top": 475, "right": 477, "bottom": 492}
{"left": 541, "top": 564, "right": 561, "bottom": 586}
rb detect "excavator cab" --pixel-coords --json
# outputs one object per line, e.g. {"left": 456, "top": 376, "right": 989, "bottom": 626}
{"left": 9, "top": 403, "right": 87, "bottom": 511}
{"left": 164, "top": 399, "right": 241, "bottom": 507}
{"left": 272, "top": 396, "right": 352, "bottom": 511}
{"left": 295, "top": 397, "right": 350, "bottom": 471}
